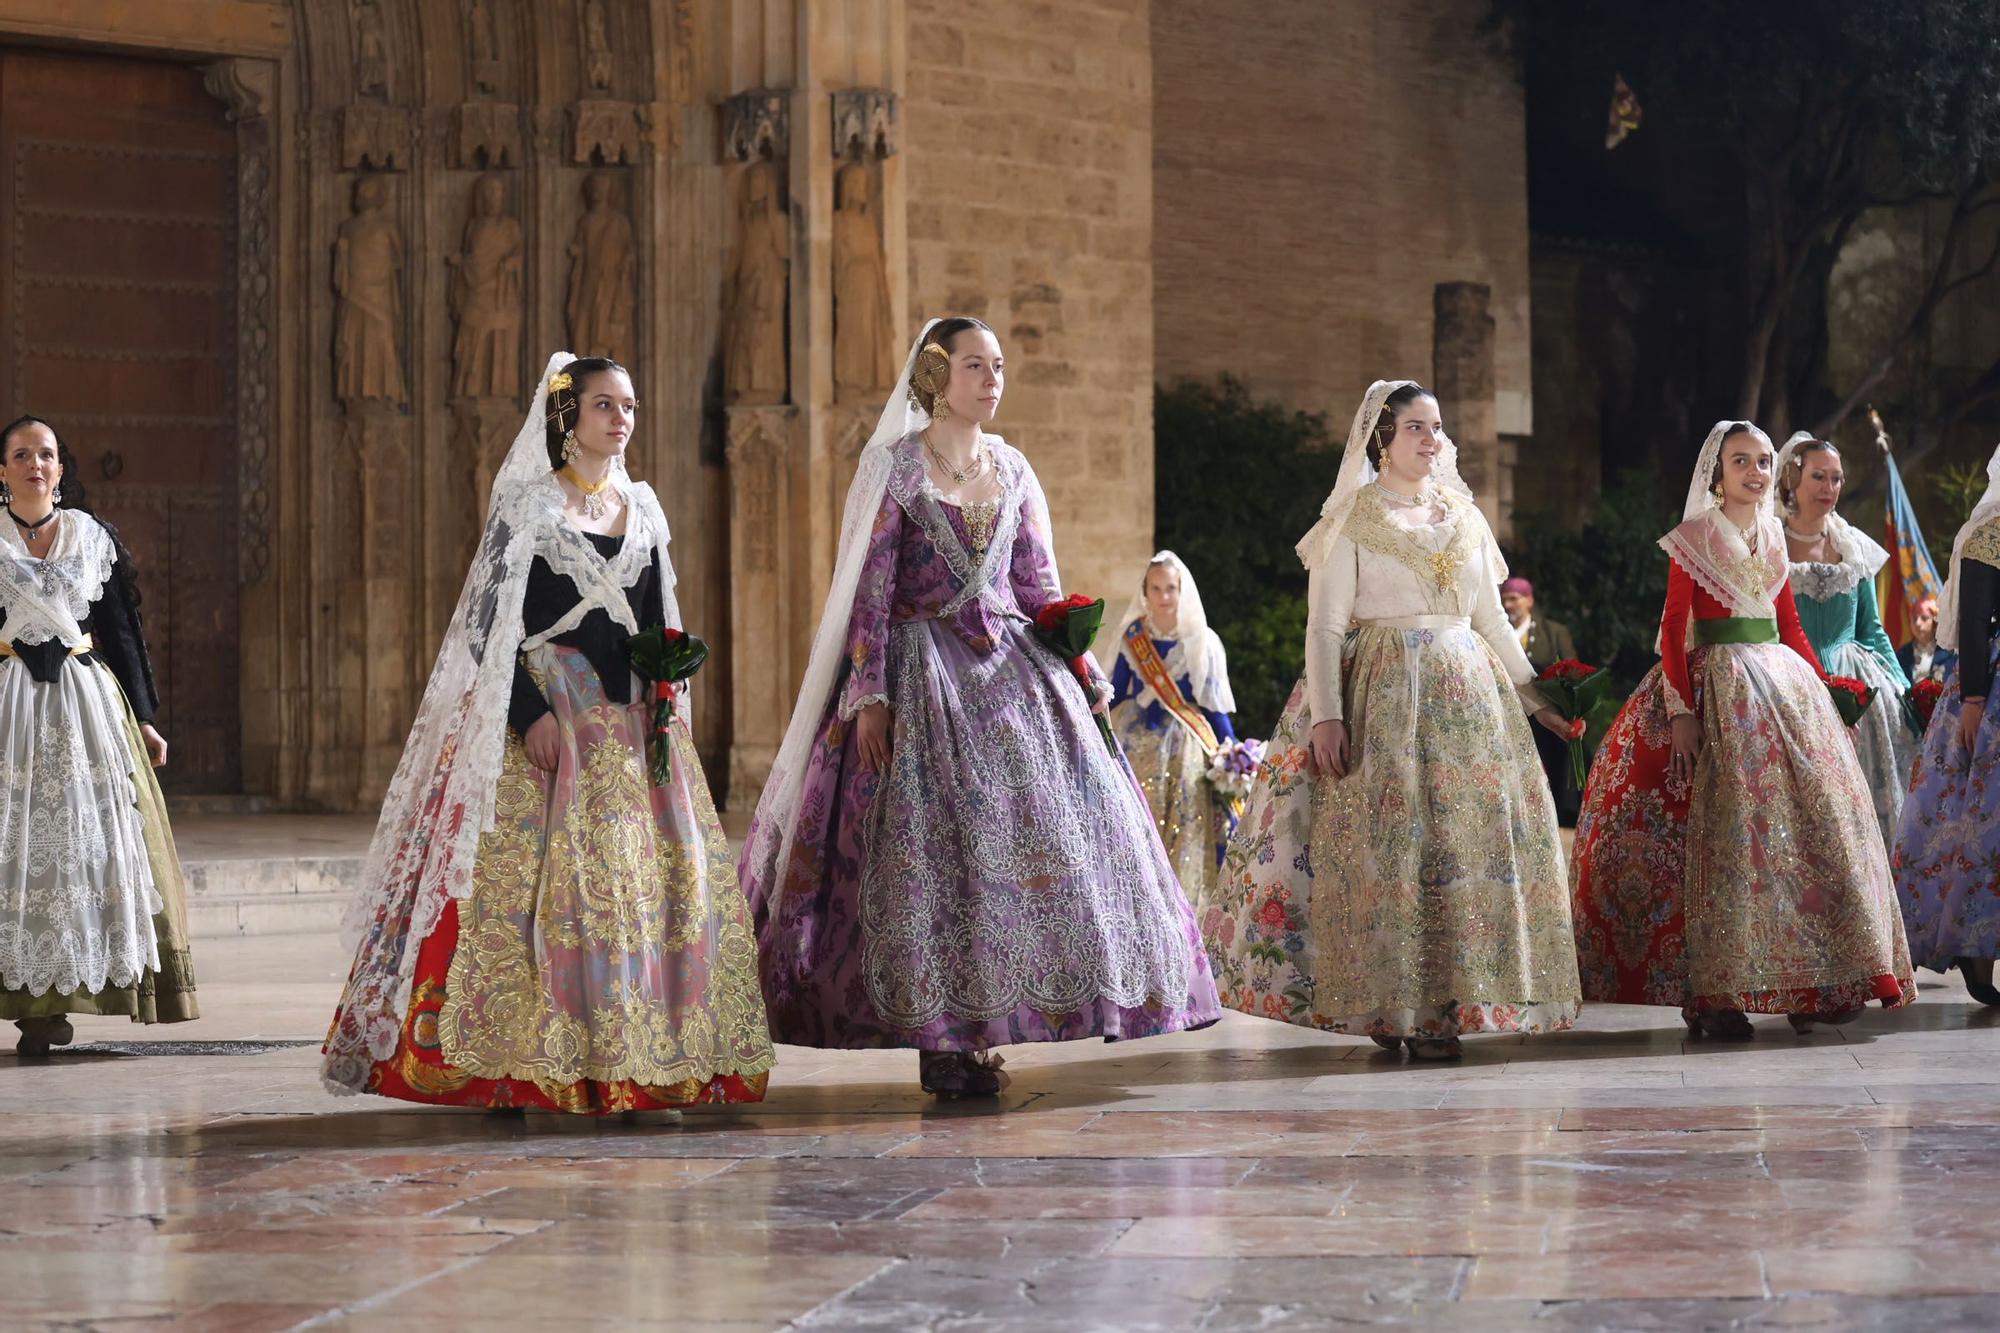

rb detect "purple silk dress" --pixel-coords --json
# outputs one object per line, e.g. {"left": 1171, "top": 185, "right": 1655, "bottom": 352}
{"left": 741, "top": 435, "right": 1222, "bottom": 1051}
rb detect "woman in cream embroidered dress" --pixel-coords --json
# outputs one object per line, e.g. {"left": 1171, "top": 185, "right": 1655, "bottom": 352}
{"left": 0, "top": 417, "right": 197, "bottom": 1056}
{"left": 1570, "top": 422, "right": 1914, "bottom": 1039}
{"left": 1109, "top": 552, "right": 1237, "bottom": 913}
{"left": 322, "top": 355, "right": 773, "bottom": 1113}
{"left": 740, "top": 318, "right": 1221, "bottom": 1098}
{"left": 1206, "top": 381, "right": 1580, "bottom": 1060}
{"left": 1893, "top": 443, "right": 2000, "bottom": 1006}
{"left": 1774, "top": 433, "right": 1913, "bottom": 849}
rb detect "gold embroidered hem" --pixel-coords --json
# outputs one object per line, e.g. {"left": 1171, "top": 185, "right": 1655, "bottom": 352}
{"left": 436, "top": 646, "right": 774, "bottom": 1094}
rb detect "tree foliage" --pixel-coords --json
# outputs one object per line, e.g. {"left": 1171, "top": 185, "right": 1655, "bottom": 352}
{"left": 1495, "top": 0, "right": 2000, "bottom": 454}
{"left": 1153, "top": 376, "right": 1335, "bottom": 734}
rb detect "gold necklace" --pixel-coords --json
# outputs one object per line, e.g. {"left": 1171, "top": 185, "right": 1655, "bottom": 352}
{"left": 923, "top": 429, "right": 985, "bottom": 486}
{"left": 560, "top": 465, "right": 616, "bottom": 521}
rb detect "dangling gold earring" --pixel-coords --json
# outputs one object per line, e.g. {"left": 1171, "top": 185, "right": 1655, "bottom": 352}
{"left": 51, "top": 484, "right": 61, "bottom": 505}
{"left": 931, "top": 396, "right": 952, "bottom": 424}
{"left": 562, "top": 431, "right": 580, "bottom": 464}
{"left": 1710, "top": 481, "right": 1725, "bottom": 500}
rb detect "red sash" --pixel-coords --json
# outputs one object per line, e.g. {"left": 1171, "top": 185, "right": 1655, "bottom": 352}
{"left": 1122, "top": 620, "right": 1220, "bottom": 755}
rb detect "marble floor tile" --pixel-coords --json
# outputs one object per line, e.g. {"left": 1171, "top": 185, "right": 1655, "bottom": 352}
{"left": 7, "top": 929, "right": 2000, "bottom": 1327}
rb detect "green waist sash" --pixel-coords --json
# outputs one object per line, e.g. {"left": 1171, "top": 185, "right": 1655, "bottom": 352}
{"left": 1692, "top": 617, "right": 1778, "bottom": 646}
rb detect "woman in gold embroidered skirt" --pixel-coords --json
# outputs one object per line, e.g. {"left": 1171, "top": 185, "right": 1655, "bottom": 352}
{"left": 1205, "top": 382, "right": 1581, "bottom": 1060}
{"left": 1109, "top": 551, "right": 1239, "bottom": 912}
{"left": 321, "top": 355, "right": 773, "bottom": 1112}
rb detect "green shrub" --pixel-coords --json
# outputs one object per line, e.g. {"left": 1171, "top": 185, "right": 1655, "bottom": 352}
{"left": 1155, "top": 376, "right": 1337, "bottom": 735}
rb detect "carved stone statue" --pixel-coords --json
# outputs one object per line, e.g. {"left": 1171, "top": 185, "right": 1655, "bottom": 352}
{"left": 447, "top": 173, "right": 523, "bottom": 399}
{"left": 465, "top": 0, "right": 501, "bottom": 96}
{"left": 723, "top": 161, "right": 790, "bottom": 404}
{"left": 353, "top": 0, "right": 389, "bottom": 99}
{"left": 583, "top": 0, "right": 613, "bottom": 90}
{"left": 832, "top": 162, "right": 895, "bottom": 399}
{"left": 333, "top": 176, "right": 407, "bottom": 405}
{"left": 565, "top": 171, "right": 636, "bottom": 366}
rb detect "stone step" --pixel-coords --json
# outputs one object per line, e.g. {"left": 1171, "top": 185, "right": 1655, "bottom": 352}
{"left": 174, "top": 814, "right": 376, "bottom": 941}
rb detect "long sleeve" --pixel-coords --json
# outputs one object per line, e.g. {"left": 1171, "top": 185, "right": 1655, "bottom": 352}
{"left": 839, "top": 489, "right": 904, "bottom": 718}
{"left": 1852, "top": 576, "right": 1908, "bottom": 688}
{"left": 1305, "top": 539, "right": 1357, "bottom": 724}
{"left": 84, "top": 553, "right": 157, "bottom": 723}
{"left": 1471, "top": 560, "right": 1547, "bottom": 714}
{"left": 1110, "top": 650, "right": 1138, "bottom": 707}
{"left": 508, "top": 659, "right": 549, "bottom": 737}
{"left": 1776, "top": 581, "right": 1826, "bottom": 678}
{"left": 1206, "top": 706, "right": 1236, "bottom": 741}
{"left": 1659, "top": 561, "right": 1696, "bottom": 717}
{"left": 1008, "top": 470, "right": 1108, "bottom": 693}
{"left": 1959, "top": 557, "right": 2000, "bottom": 699}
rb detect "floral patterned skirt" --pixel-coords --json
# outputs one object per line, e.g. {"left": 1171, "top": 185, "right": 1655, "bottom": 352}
{"left": 1572, "top": 642, "right": 1915, "bottom": 1015}
{"left": 1110, "top": 703, "right": 1232, "bottom": 917}
{"left": 1206, "top": 624, "right": 1579, "bottom": 1038}
{"left": 347, "top": 645, "right": 773, "bottom": 1113}
{"left": 1893, "top": 634, "right": 2000, "bottom": 970}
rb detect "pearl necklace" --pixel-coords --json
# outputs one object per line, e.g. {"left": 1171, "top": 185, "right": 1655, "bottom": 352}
{"left": 1783, "top": 522, "right": 1829, "bottom": 545}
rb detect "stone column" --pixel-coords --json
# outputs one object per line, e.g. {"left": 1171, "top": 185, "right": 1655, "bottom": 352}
{"left": 724, "top": 404, "right": 798, "bottom": 805}
{"left": 1432, "top": 281, "right": 1507, "bottom": 541}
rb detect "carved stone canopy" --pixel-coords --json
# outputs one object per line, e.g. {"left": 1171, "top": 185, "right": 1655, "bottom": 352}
{"left": 340, "top": 104, "right": 410, "bottom": 171}
{"left": 572, "top": 99, "right": 643, "bottom": 164}
{"left": 453, "top": 102, "right": 521, "bottom": 169}
{"left": 831, "top": 88, "right": 897, "bottom": 160}
{"left": 723, "top": 88, "right": 790, "bottom": 163}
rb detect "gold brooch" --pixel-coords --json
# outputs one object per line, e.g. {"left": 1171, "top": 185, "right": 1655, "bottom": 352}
{"left": 548, "top": 370, "right": 574, "bottom": 394}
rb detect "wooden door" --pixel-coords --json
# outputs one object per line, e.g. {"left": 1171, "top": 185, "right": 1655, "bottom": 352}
{"left": 0, "top": 48, "right": 240, "bottom": 793}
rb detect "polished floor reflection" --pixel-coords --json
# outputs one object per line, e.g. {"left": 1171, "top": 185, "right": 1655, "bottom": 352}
{"left": 5, "top": 933, "right": 2000, "bottom": 1330}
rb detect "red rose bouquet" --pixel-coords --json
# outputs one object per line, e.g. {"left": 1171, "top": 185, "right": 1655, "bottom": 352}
{"left": 1033, "top": 594, "right": 1117, "bottom": 756}
{"left": 1905, "top": 677, "right": 1945, "bottom": 736}
{"left": 625, "top": 625, "right": 710, "bottom": 784}
{"left": 1534, "top": 658, "right": 1610, "bottom": 788}
{"left": 1824, "top": 674, "right": 1874, "bottom": 729}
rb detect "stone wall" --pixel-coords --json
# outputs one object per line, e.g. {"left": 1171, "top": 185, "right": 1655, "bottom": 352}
{"left": 1152, "top": 0, "right": 1532, "bottom": 441}
{"left": 903, "top": 0, "right": 1156, "bottom": 614}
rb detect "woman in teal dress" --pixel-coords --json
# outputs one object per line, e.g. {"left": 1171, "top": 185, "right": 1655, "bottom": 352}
{"left": 1776, "top": 434, "right": 1912, "bottom": 848}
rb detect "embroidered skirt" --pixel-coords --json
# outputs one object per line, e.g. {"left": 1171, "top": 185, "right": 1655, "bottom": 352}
{"left": 0, "top": 657, "right": 166, "bottom": 1013}
{"left": 1893, "top": 634, "right": 2000, "bottom": 969}
{"left": 744, "top": 617, "right": 1222, "bottom": 1050}
{"left": 1111, "top": 701, "right": 1231, "bottom": 916}
{"left": 1572, "top": 641, "right": 1915, "bottom": 1014}
{"left": 351, "top": 645, "right": 773, "bottom": 1113}
{"left": 1207, "top": 623, "right": 1580, "bottom": 1038}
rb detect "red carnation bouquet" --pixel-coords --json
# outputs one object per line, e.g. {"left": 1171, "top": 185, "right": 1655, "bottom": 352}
{"left": 1534, "top": 658, "right": 1610, "bottom": 788}
{"left": 625, "top": 625, "right": 710, "bottom": 784}
{"left": 1824, "top": 674, "right": 1875, "bottom": 729}
{"left": 1905, "top": 677, "right": 1945, "bottom": 736}
{"left": 1033, "top": 594, "right": 1117, "bottom": 756}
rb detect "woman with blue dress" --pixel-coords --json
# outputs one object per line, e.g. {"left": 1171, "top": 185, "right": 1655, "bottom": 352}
{"left": 1774, "top": 433, "right": 1913, "bottom": 849}
{"left": 1893, "top": 443, "right": 2000, "bottom": 1007}
{"left": 1108, "top": 552, "right": 1238, "bottom": 911}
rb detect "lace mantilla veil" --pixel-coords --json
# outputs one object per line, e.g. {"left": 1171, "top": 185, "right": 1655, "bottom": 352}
{"left": 1116, "top": 550, "right": 1234, "bottom": 714}
{"left": 1293, "top": 378, "right": 1506, "bottom": 580}
{"left": 321, "top": 350, "right": 681, "bottom": 1092}
{"left": 1774, "top": 431, "right": 1889, "bottom": 576}
{"left": 1939, "top": 442, "right": 2000, "bottom": 654}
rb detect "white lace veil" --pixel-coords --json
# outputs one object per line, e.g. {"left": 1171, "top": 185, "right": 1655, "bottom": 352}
{"left": 1117, "top": 550, "right": 1234, "bottom": 714}
{"left": 1775, "top": 430, "right": 1889, "bottom": 576}
{"left": 1938, "top": 442, "right": 2000, "bottom": 653}
{"left": 1294, "top": 378, "right": 1504, "bottom": 580}
{"left": 322, "top": 350, "right": 680, "bottom": 1091}
{"left": 739, "top": 320, "right": 946, "bottom": 901}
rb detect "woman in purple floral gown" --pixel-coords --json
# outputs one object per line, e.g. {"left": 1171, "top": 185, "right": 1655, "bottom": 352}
{"left": 739, "top": 318, "right": 1221, "bottom": 1097}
